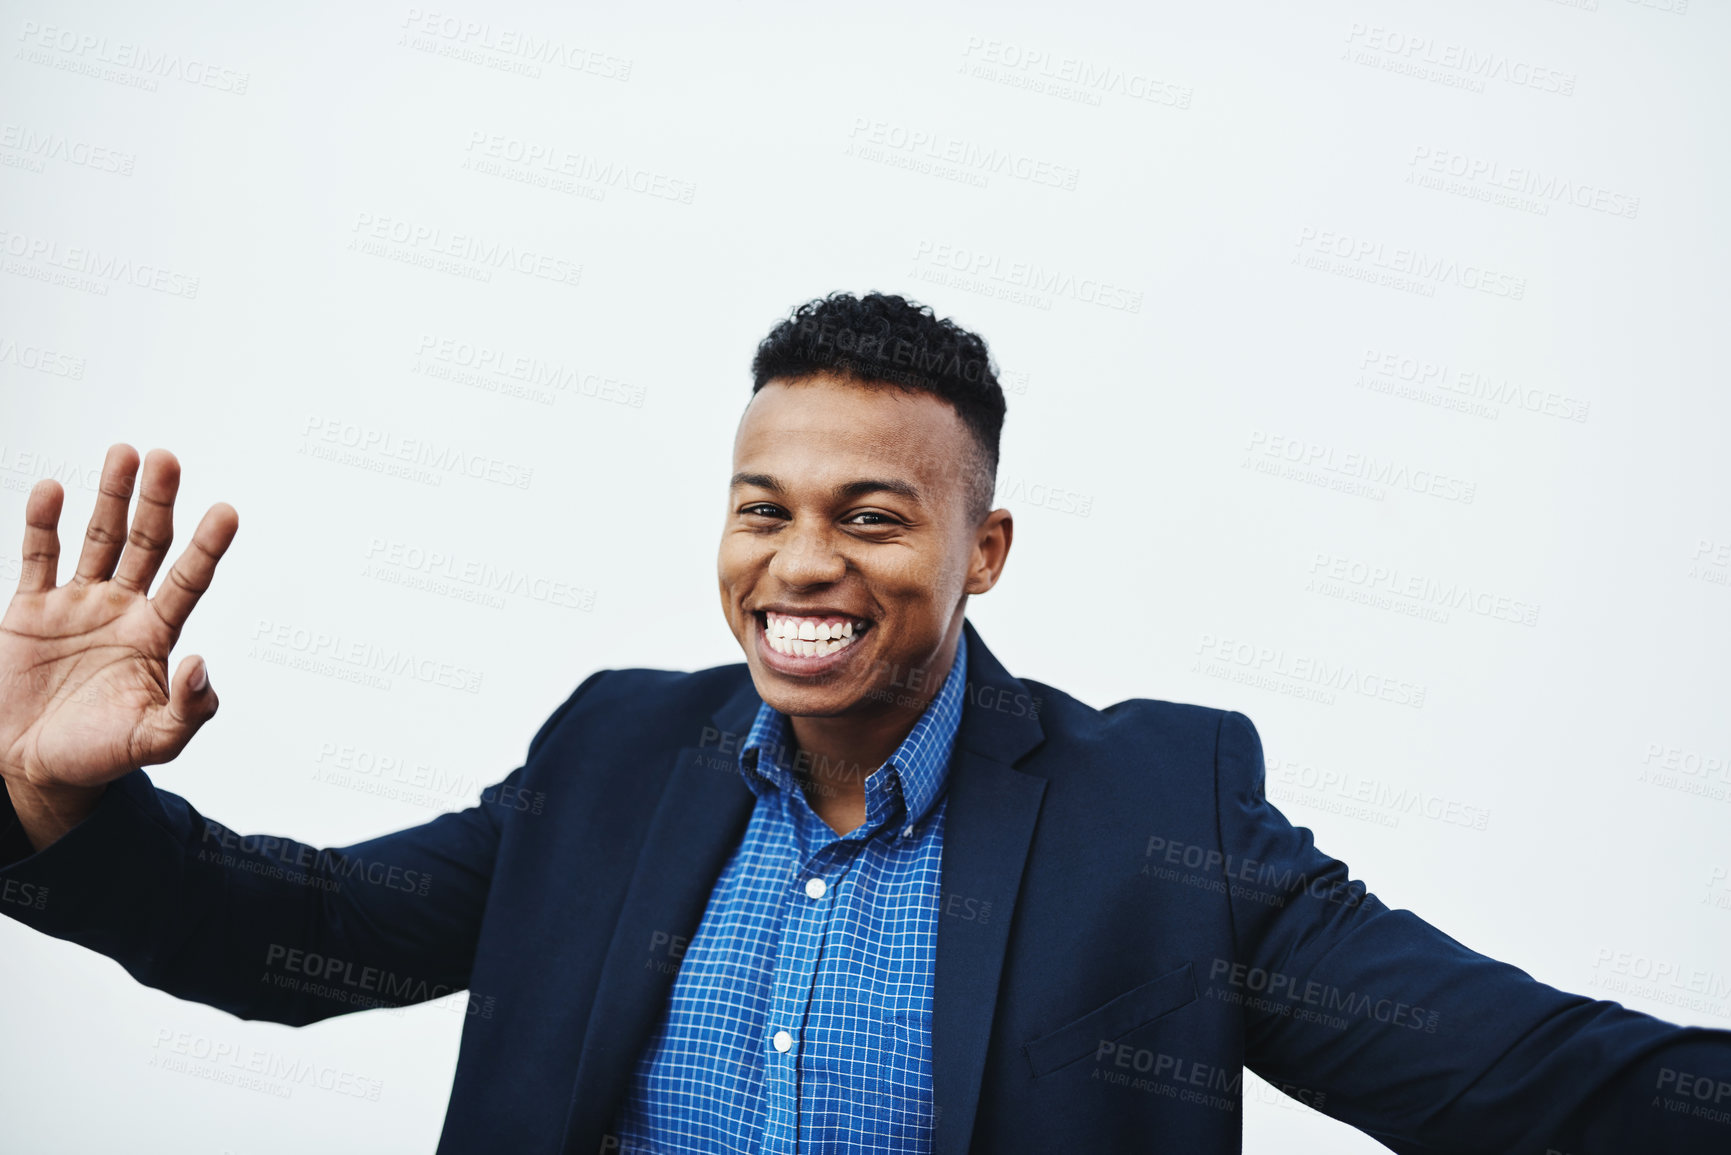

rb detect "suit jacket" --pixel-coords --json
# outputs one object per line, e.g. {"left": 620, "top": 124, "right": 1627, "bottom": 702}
{"left": 2, "top": 620, "right": 1726, "bottom": 1153}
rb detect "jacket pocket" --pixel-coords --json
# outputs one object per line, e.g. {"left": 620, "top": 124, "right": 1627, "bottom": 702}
{"left": 1022, "top": 961, "right": 1197, "bottom": 1079}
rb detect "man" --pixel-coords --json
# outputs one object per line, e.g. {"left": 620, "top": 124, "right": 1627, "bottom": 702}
{"left": 1, "top": 291, "right": 1726, "bottom": 1152}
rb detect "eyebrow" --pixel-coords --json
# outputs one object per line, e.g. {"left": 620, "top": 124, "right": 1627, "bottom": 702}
{"left": 729, "top": 472, "right": 923, "bottom": 503}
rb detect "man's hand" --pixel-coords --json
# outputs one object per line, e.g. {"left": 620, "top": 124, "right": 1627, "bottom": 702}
{"left": 0, "top": 444, "right": 238, "bottom": 847}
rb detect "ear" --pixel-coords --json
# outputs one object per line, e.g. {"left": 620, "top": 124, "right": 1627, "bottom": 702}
{"left": 965, "top": 509, "right": 1014, "bottom": 595}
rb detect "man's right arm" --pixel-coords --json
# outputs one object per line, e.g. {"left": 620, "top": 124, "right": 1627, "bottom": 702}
{"left": 0, "top": 668, "right": 603, "bottom": 1026}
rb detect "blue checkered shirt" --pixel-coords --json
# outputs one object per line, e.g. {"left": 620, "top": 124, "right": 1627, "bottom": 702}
{"left": 607, "top": 634, "right": 969, "bottom": 1153}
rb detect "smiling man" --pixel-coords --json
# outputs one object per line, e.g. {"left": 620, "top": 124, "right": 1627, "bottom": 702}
{"left": 719, "top": 310, "right": 1010, "bottom": 835}
{"left": 1, "top": 291, "right": 1728, "bottom": 1153}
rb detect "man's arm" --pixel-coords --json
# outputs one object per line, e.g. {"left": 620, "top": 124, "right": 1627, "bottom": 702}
{"left": 1214, "top": 709, "right": 1731, "bottom": 1153}
{"left": 0, "top": 668, "right": 602, "bottom": 1025}
{"left": 0, "top": 441, "right": 597, "bottom": 1024}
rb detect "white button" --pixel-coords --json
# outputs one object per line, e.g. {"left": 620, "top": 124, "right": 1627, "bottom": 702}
{"left": 804, "top": 877, "right": 827, "bottom": 900}
{"left": 772, "top": 1030, "right": 793, "bottom": 1053}
{"left": 902, "top": 824, "right": 914, "bottom": 838}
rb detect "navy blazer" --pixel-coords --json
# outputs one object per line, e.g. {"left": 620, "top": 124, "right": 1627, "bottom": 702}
{"left": 2, "top": 620, "right": 1727, "bottom": 1152}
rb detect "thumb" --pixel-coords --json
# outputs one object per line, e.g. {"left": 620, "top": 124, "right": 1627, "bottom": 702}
{"left": 138, "top": 655, "right": 220, "bottom": 766}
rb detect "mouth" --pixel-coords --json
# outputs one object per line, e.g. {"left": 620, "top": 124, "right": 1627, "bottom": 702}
{"left": 753, "top": 608, "right": 874, "bottom": 673}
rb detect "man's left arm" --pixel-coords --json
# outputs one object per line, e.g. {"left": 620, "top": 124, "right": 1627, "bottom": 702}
{"left": 1213, "top": 709, "right": 1731, "bottom": 1153}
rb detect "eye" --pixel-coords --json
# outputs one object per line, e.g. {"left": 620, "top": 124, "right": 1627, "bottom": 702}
{"left": 739, "top": 502, "right": 787, "bottom": 520}
{"left": 845, "top": 510, "right": 902, "bottom": 528}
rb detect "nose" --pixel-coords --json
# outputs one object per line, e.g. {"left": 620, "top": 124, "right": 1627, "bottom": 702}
{"left": 767, "top": 520, "right": 847, "bottom": 588}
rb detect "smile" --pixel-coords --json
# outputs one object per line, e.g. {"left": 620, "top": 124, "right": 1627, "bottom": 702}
{"left": 758, "top": 610, "right": 871, "bottom": 658}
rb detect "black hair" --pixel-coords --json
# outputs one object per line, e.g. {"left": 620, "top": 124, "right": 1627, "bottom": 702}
{"left": 748, "top": 290, "right": 1006, "bottom": 521}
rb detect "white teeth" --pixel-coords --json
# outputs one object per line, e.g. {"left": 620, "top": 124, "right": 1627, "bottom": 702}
{"left": 761, "top": 614, "right": 865, "bottom": 659}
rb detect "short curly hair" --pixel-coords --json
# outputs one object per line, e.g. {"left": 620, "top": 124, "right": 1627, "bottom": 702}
{"left": 749, "top": 291, "right": 1006, "bottom": 521}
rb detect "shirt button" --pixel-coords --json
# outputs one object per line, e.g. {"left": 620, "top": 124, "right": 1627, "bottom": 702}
{"left": 772, "top": 1029, "right": 793, "bottom": 1053}
{"left": 804, "top": 877, "right": 827, "bottom": 900}
{"left": 902, "top": 824, "right": 914, "bottom": 838}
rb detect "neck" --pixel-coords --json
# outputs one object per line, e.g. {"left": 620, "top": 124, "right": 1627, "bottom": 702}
{"left": 785, "top": 619, "right": 964, "bottom": 819}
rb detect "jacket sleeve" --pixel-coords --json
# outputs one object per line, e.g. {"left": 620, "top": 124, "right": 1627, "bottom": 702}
{"left": 0, "top": 669, "right": 606, "bottom": 1026}
{"left": 1214, "top": 708, "right": 1731, "bottom": 1153}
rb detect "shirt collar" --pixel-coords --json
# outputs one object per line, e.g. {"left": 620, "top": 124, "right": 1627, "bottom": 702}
{"left": 739, "top": 628, "right": 969, "bottom": 833}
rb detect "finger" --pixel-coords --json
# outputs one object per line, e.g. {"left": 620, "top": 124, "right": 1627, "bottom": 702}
{"left": 133, "top": 654, "right": 219, "bottom": 767}
{"left": 113, "top": 449, "right": 181, "bottom": 594}
{"left": 149, "top": 502, "right": 239, "bottom": 633}
{"left": 72, "top": 444, "right": 140, "bottom": 585}
{"left": 17, "top": 479, "right": 65, "bottom": 593}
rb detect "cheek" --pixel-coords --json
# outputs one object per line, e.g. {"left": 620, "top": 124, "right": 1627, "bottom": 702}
{"left": 717, "top": 536, "right": 756, "bottom": 582}
{"left": 718, "top": 543, "right": 776, "bottom": 615}
{"left": 881, "top": 546, "right": 964, "bottom": 595}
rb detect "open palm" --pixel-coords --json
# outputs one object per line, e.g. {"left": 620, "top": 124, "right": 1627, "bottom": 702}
{"left": 0, "top": 445, "right": 238, "bottom": 791}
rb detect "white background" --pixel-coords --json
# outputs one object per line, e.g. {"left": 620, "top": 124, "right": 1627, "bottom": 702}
{"left": 2, "top": 0, "right": 1727, "bottom": 1151}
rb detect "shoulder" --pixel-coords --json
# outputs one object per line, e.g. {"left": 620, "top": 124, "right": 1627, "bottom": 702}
{"left": 527, "top": 661, "right": 753, "bottom": 757}
{"left": 1013, "top": 679, "right": 1264, "bottom": 784}
{"left": 1023, "top": 677, "right": 1249, "bottom": 747}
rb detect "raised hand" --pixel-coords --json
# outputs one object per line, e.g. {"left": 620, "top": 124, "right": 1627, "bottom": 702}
{"left": 0, "top": 445, "right": 238, "bottom": 811}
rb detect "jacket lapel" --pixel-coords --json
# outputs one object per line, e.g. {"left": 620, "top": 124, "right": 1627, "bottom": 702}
{"left": 560, "top": 675, "right": 762, "bottom": 1151}
{"left": 932, "top": 620, "right": 1047, "bottom": 1155}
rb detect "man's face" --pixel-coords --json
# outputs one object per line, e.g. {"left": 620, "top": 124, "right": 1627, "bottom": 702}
{"left": 718, "top": 373, "right": 1010, "bottom": 719}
